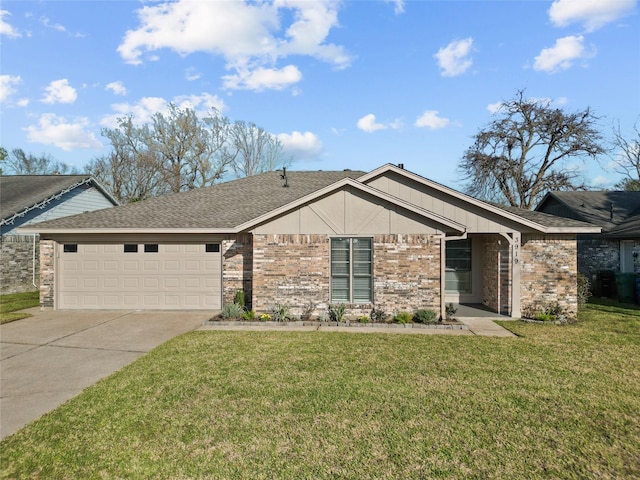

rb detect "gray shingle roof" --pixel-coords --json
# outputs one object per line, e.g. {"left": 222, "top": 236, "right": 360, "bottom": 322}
{"left": 490, "top": 202, "right": 598, "bottom": 230}
{"left": 1, "top": 175, "right": 98, "bottom": 221}
{"left": 537, "top": 191, "right": 640, "bottom": 236}
{"left": 29, "top": 170, "right": 365, "bottom": 230}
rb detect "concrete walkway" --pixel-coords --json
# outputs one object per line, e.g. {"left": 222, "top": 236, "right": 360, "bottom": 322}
{"left": 1, "top": 309, "right": 209, "bottom": 440}
{"left": 1, "top": 309, "right": 514, "bottom": 440}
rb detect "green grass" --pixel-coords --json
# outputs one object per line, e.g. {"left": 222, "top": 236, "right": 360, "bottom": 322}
{"left": 1, "top": 301, "right": 639, "bottom": 479}
{"left": 0, "top": 290, "right": 39, "bottom": 324}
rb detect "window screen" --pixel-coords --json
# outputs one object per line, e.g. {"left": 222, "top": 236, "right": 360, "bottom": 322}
{"left": 331, "top": 238, "right": 372, "bottom": 303}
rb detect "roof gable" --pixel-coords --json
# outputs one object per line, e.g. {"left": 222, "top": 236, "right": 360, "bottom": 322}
{"left": 1, "top": 175, "right": 118, "bottom": 226}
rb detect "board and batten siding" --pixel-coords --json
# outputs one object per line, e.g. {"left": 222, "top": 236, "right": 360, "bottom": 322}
{"left": 253, "top": 186, "right": 447, "bottom": 235}
{"left": 2, "top": 185, "right": 115, "bottom": 235}
{"left": 364, "top": 172, "right": 531, "bottom": 234}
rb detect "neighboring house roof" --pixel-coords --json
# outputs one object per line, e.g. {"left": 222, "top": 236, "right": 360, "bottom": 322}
{"left": 1, "top": 175, "right": 119, "bottom": 226}
{"left": 20, "top": 165, "right": 600, "bottom": 235}
{"left": 536, "top": 191, "right": 640, "bottom": 237}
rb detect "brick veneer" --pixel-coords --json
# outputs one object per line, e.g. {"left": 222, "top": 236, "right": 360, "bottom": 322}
{"left": 520, "top": 234, "right": 578, "bottom": 318}
{"left": 0, "top": 235, "right": 40, "bottom": 294}
{"left": 222, "top": 234, "right": 253, "bottom": 309}
{"left": 250, "top": 233, "right": 441, "bottom": 318}
{"left": 39, "top": 239, "right": 55, "bottom": 309}
{"left": 482, "top": 235, "right": 511, "bottom": 315}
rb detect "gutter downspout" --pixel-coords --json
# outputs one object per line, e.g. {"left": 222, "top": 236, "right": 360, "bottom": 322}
{"left": 32, "top": 234, "right": 37, "bottom": 289}
{"left": 439, "top": 231, "right": 467, "bottom": 320}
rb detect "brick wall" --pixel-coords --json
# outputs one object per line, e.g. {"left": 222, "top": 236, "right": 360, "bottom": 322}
{"left": 39, "top": 239, "right": 55, "bottom": 309}
{"left": 251, "top": 233, "right": 441, "bottom": 318}
{"left": 252, "top": 234, "right": 330, "bottom": 315}
{"left": 521, "top": 234, "right": 578, "bottom": 318}
{"left": 0, "top": 235, "right": 39, "bottom": 294}
{"left": 222, "top": 234, "right": 253, "bottom": 309}
{"left": 482, "top": 235, "right": 511, "bottom": 315}
{"left": 373, "top": 234, "right": 441, "bottom": 315}
{"left": 577, "top": 236, "right": 619, "bottom": 279}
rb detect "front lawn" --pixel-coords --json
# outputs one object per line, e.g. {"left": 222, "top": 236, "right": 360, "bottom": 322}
{"left": 0, "top": 290, "right": 39, "bottom": 324}
{"left": 1, "top": 301, "right": 639, "bottom": 479}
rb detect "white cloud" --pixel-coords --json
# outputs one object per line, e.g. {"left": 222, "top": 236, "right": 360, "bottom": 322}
{"left": 117, "top": 0, "right": 350, "bottom": 91}
{"left": 549, "top": 0, "right": 637, "bottom": 32}
{"left": 25, "top": 113, "right": 101, "bottom": 151}
{"left": 533, "top": 35, "right": 593, "bottom": 73}
{"left": 106, "top": 81, "right": 127, "bottom": 96}
{"left": 40, "top": 16, "right": 66, "bottom": 32}
{"left": 355, "top": 114, "right": 403, "bottom": 133}
{"left": 277, "top": 131, "right": 323, "bottom": 161}
{"left": 101, "top": 93, "right": 226, "bottom": 128}
{"left": 42, "top": 79, "right": 77, "bottom": 104}
{"left": 0, "top": 74, "right": 21, "bottom": 103}
{"left": 487, "top": 101, "right": 503, "bottom": 114}
{"left": 222, "top": 65, "right": 302, "bottom": 91}
{"left": 385, "top": 0, "right": 405, "bottom": 14}
{"left": 414, "top": 110, "right": 450, "bottom": 129}
{"left": 185, "top": 68, "right": 201, "bottom": 81}
{"left": 434, "top": 38, "right": 473, "bottom": 77}
{"left": 0, "top": 10, "right": 21, "bottom": 38}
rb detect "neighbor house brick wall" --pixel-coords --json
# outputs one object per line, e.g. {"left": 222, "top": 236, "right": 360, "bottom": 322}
{"left": 520, "top": 234, "right": 578, "bottom": 318}
{"left": 373, "top": 234, "right": 441, "bottom": 316}
{"left": 482, "top": 235, "right": 511, "bottom": 315}
{"left": 577, "top": 236, "right": 620, "bottom": 280}
{"left": 252, "top": 234, "right": 330, "bottom": 315}
{"left": 222, "top": 234, "right": 253, "bottom": 309}
{"left": 251, "top": 233, "right": 441, "bottom": 319}
{"left": 0, "top": 235, "right": 40, "bottom": 294}
{"left": 39, "top": 239, "right": 55, "bottom": 309}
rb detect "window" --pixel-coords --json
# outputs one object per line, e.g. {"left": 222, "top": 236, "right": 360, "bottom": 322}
{"left": 144, "top": 244, "right": 159, "bottom": 253}
{"left": 63, "top": 244, "right": 78, "bottom": 253}
{"left": 445, "top": 239, "right": 472, "bottom": 294}
{"left": 206, "top": 243, "right": 220, "bottom": 253}
{"left": 124, "top": 244, "right": 138, "bottom": 253}
{"left": 331, "top": 238, "right": 372, "bottom": 303}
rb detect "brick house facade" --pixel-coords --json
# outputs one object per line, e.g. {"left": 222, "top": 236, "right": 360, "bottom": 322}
{"left": 28, "top": 165, "right": 597, "bottom": 318}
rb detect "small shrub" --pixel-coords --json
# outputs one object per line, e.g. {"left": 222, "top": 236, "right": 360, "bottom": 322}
{"left": 357, "top": 315, "right": 370, "bottom": 323}
{"left": 233, "top": 290, "right": 245, "bottom": 308}
{"left": 328, "top": 303, "right": 347, "bottom": 322}
{"left": 534, "top": 311, "right": 552, "bottom": 322}
{"left": 221, "top": 302, "right": 244, "bottom": 319}
{"left": 413, "top": 309, "right": 438, "bottom": 324}
{"left": 259, "top": 313, "right": 271, "bottom": 322}
{"left": 242, "top": 309, "right": 255, "bottom": 321}
{"left": 318, "top": 311, "right": 329, "bottom": 322}
{"left": 394, "top": 311, "right": 413, "bottom": 324}
{"left": 271, "top": 304, "right": 292, "bottom": 322}
{"left": 577, "top": 274, "right": 591, "bottom": 308}
{"left": 300, "top": 301, "right": 317, "bottom": 321}
{"left": 370, "top": 308, "right": 387, "bottom": 323}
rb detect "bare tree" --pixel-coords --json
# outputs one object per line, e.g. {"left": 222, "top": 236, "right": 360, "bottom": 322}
{"left": 227, "top": 121, "right": 287, "bottom": 177}
{"left": 458, "top": 90, "right": 605, "bottom": 209}
{"left": 88, "top": 106, "right": 234, "bottom": 202}
{"left": 611, "top": 119, "right": 640, "bottom": 191}
{"left": 0, "top": 148, "right": 78, "bottom": 175}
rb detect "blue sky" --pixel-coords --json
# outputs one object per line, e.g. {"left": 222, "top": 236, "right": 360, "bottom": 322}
{"left": 1, "top": 0, "right": 638, "bottom": 189}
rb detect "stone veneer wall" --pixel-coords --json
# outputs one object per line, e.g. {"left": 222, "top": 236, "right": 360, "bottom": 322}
{"left": 482, "top": 235, "right": 511, "bottom": 315}
{"left": 520, "top": 234, "right": 578, "bottom": 318}
{"left": 222, "top": 234, "right": 253, "bottom": 309}
{"left": 0, "top": 235, "right": 40, "bottom": 294}
{"left": 251, "top": 233, "right": 441, "bottom": 318}
{"left": 577, "top": 236, "right": 620, "bottom": 280}
{"left": 39, "top": 239, "right": 55, "bottom": 308}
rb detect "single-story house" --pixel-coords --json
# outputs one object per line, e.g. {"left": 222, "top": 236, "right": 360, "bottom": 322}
{"left": 536, "top": 191, "right": 640, "bottom": 280}
{"left": 1, "top": 175, "right": 118, "bottom": 294}
{"left": 21, "top": 164, "right": 599, "bottom": 319}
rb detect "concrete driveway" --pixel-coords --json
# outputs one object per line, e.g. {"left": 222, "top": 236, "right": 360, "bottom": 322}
{"left": 0, "top": 309, "right": 210, "bottom": 440}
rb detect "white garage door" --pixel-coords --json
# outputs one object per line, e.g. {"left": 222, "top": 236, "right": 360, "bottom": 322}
{"left": 58, "top": 242, "right": 221, "bottom": 310}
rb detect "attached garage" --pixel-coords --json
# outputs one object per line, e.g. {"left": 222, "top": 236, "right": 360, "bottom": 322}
{"left": 57, "top": 242, "right": 221, "bottom": 310}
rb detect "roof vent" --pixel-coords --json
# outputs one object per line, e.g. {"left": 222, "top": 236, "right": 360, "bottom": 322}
{"left": 280, "top": 167, "right": 288, "bottom": 188}
{"left": 398, "top": 163, "right": 404, "bottom": 169}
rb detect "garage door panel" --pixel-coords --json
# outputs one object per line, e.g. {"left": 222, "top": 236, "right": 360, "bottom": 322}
{"left": 59, "top": 243, "right": 221, "bottom": 310}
